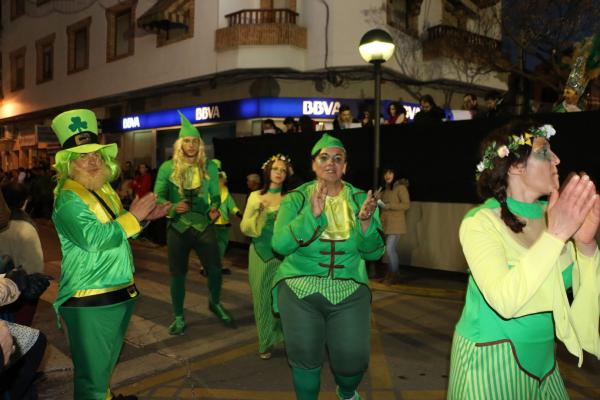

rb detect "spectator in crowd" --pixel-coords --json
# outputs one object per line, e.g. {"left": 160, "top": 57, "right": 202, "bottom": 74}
{"left": 413, "top": 95, "right": 445, "bottom": 123}
{"left": 0, "top": 183, "right": 46, "bottom": 326}
{"left": 122, "top": 161, "right": 134, "bottom": 180}
{"left": 333, "top": 104, "right": 354, "bottom": 130}
{"left": 377, "top": 169, "right": 410, "bottom": 285}
{"left": 483, "top": 91, "right": 507, "bottom": 119}
{"left": 283, "top": 117, "right": 298, "bottom": 133}
{"left": 262, "top": 119, "right": 283, "bottom": 135}
{"left": 384, "top": 102, "right": 408, "bottom": 125}
{"left": 132, "top": 163, "right": 153, "bottom": 198}
{"left": 247, "top": 173, "right": 262, "bottom": 193}
{"left": 463, "top": 93, "right": 481, "bottom": 119}
{"left": 0, "top": 188, "right": 48, "bottom": 400}
{"left": 298, "top": 115, "right": 316, "bottom": 133}
{"left": 17, "top": 168, "right": 26, "bottom": 184}
{"left": 358, "top": 109, "right": 373, "bottom": 128}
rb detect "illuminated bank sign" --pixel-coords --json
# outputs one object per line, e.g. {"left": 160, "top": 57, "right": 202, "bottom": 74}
{"left": 196, "top": 105, "right": 220, "bottom": 121}
{"left": 118, "top": 97, "right": 446, "bottom": 131}
{"left": 302, "top": 100, "right": 341, "bottom": 116}
{"left": 122, "top": 116, "right": 141, "bottom": 129}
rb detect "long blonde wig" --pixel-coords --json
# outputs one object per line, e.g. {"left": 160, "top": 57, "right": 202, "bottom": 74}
{"left": 171, "top": 137, "right": 209, "bottom": 195}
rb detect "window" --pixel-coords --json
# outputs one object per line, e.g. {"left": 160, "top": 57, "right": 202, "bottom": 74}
{"left": 387, "top": 0, "right": 420, "bottom": 36}
{"left": 11, "top": 0, "right": 25, "bottom": 20}
{"left": 36, "top": 33, "right": 55, "bottom": 84}
{"left": 157, "top": 0, "right": 194, "bottom": 47}
{"left": 10, "top": 47, "right": 26, "bottom": 92}
{"left": 106, "top": 2, "right": 136, "bottom": 62}
{"left": 67, "top": 17, "right": 92, "bottom": 74}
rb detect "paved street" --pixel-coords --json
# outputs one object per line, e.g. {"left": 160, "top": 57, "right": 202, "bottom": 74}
{"left": 31, "top": 219, "right": 600, "bottom": 400}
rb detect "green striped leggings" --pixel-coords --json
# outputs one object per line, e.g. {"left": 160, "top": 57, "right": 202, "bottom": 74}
{"left": 447, "top": 333, "right": 569, "bottom": 400}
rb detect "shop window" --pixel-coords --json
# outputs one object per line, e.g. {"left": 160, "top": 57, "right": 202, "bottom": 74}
{"left": 36, "top": 33, "right": 55, "bottom": 84}
{"left": 11, "top": 0, "right": 25, "bottom": 20}
{"left": 106, "top": 2, "right": 136, "bottom": 62}
{"left": 157, "top": 0, "right": 194, "bottom": 47}
{"left": 10, "top": 47, "right": 26, "bottom": 92}
{"left": 67, "top": 17, "right": 92, "bottom": 74}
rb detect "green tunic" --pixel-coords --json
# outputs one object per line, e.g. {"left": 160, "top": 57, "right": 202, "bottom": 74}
{"left": 271, "top": 181, "right": 385, "bottom": 312}
{"left": 154, "top": 159, "right": 221, "bottom": 233}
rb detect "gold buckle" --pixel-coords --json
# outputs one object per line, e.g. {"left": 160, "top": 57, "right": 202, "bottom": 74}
{"left": 127, "top": 286, "right": 138, "bottom": 298}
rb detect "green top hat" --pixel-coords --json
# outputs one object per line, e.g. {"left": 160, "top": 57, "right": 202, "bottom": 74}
{"left": 311, "top": 133, "right": 345, "bottom": 156}
{"left": 51, "top": 109, "right": 117, "bottom": 164}
{"left": 178, "top": 111, "right": 201, "bottom": 139}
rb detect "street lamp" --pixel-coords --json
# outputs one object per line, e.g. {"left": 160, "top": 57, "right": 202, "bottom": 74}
{"left": 359, "top": 29, "right": 395, "bottom": 189}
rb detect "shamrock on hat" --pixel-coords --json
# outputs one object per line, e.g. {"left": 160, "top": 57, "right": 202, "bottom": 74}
{"left": 51, "top": 109, "right": 117, "bottom": 164}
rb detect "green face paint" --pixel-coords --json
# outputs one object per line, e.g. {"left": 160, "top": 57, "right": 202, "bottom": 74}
{"left": 531, "top": 145, "right": 553, "bottom": 161}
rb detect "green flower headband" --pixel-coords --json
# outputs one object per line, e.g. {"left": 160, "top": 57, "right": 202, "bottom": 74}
{"left": 261, "top": 153, "right": 292, "bottom": 170}
{"left": 476, "top": 124, "right": 556, "bottom": 179}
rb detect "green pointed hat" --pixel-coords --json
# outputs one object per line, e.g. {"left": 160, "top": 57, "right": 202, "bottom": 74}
{"left": 311, "top": 133, "right": 345, "bottom": 156}
{"left": 51, "top": 109, "right": 117, "bottom": 164}
{"left": 178, "top": 111, "right": 201, "bottom": 139}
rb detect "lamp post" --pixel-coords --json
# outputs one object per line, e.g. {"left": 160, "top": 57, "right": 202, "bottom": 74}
{"left": 359, "top": 29, "right": 395, "bottom": 189}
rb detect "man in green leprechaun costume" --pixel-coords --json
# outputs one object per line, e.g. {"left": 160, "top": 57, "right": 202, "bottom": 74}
{"left": 51, "top": 109, "right": 171, "bottom": 400}
{"left": 272, "top": 133, "right": 385, "bottom": 400}
{"left": 154, "top": 111, "right": 234, "bottom": 334}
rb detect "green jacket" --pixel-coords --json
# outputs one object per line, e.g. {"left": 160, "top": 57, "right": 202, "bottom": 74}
{"left": 272, "top": 180, "right": 385, "bottom": 288}
{"left": 154, "top": 159, "right": 221, "bottom": 233}
{"left": 52, "top": 179, "right": 141, "bottom": 316}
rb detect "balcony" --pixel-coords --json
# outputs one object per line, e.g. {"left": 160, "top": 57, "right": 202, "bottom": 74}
{"left": 422, "top": 25, "right": 502, "bottom": 63}
{"left": 215, "top": 9, "right": 307, "bottom": 51}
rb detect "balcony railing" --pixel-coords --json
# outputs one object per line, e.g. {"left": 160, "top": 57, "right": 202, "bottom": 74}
{"left": 216, "top": 8, "right": 306, "bottom": 51}
{"left": 225, "top": 9, "right": 299, "bottom": 26}
{"left": 426, "top": 25, "right": 500, "bottom": 51}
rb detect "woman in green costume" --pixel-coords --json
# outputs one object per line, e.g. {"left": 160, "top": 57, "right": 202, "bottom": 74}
{"left": 272, "top": 134, "right": 385, "bottom": 400}
{"left": 240, "top": 154, "right": 291, "bottom": 360}
{"left": 448, "top": 121, "right": 600, "bottom": 399}
{"left": 51, "top": 109, "right": 170, "bottom": 400}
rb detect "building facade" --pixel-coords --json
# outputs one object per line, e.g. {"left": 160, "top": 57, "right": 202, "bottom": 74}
{"left": 0, "top": 0, "right": 505, "bottom": 169}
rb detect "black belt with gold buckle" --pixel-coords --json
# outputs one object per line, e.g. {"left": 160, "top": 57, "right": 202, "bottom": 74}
{"left": 62, "top": 284, "right": 139, "bottom": 307}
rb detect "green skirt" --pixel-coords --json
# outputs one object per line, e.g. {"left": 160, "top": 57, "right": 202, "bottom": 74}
{"left": 248, "top": 244, "right": 284, "bottom": 353}
{"left": 447, "top": 332, "right": 569, "bottom": 400}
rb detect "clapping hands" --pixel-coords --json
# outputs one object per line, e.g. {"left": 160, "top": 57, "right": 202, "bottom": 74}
{"left": 547, "top": 174, "right": 599, "bottom": 251}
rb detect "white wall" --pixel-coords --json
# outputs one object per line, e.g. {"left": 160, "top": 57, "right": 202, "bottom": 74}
{"left": 0, "top": 0, "right": 506, "bottom": 120}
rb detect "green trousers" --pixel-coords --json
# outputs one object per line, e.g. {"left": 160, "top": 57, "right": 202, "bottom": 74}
{"left": 214, "top": 225, "right": 231, "bottom": 260}
{"left": 167, "top": 225, "right": 223, "bottom": 314}
{"left": 60, "top": 297, "right": 137, "bottom": 400}
{"left": 277, "top": 281, "right": 370, "bottom": 400}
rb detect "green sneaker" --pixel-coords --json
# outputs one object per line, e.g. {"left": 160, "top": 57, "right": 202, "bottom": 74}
{"left": 168, "top": 316, "right": 185, "bottom": 335}
{"left": 208, "top": 302, "right": 235, "bottom": 328}
{"left": 336, "top": 387, "right": 361, "bottom": 400}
